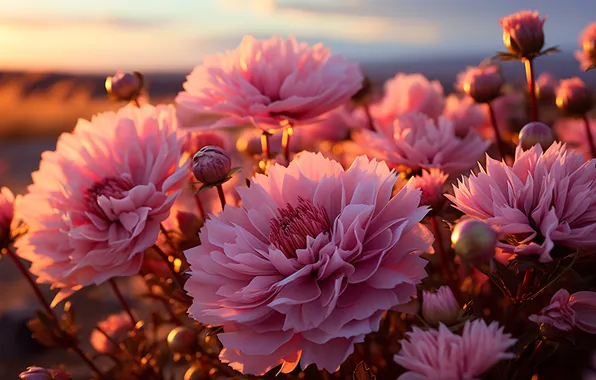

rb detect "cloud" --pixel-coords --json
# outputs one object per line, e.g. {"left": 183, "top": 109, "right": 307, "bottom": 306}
{"left": 0, "top": 13, "right": 170, "bottom": 30}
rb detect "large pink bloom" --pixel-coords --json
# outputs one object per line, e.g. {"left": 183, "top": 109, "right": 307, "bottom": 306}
{"left": 448, "top": 143, "right": 596, "bottom": 263}
{"left": 575, "top": 23, "right": 596, "bottom": 71}
{"left": 176, "top": 35, "right": 363, "bottom": 131}
{"left": 369, "top": 73, "right": 444, "bottom": 126}
{"left": 184, "top": 152, "right": 433, "bottom": 375}
{"left": 529, "top": 288, "right": 596, "bottom": 334}
{"left": 394, "top": 320, "right": 516, "bottom": 380}
{"left": 354, "top": 112, "right": 490, "bottom": 175}
{"left": 15, "top": 105, "right": 188, "bottom": 298}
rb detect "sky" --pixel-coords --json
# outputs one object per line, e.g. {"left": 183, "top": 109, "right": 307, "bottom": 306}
{"left": 0, "top": 0, "right": 594, "bottom": 73}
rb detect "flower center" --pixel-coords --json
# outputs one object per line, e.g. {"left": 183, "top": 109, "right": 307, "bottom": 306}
{"left": 85, "top": 176, "right": 135, "bottom": 217}
{"left": 269, "top": 197, "right": 331, "bottom": 259}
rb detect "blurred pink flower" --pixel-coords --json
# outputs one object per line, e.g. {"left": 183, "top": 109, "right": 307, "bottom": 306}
{"left": 176, "top": 35, "right": 363, "bottom": 131}
{"left": 370, "top": 73, "right": 444, "bottom": 125}
{"left": 529, "top": 289, "right": 596, "bottom": 334}
{"left": 554, "top": 117, "right": 596, "bottom": 160}
{"left": 556, "top": 77, "right": 592, "bottom": 117}
{"left": 448, "top": 143, "right": 596, "bottom": 263}
{"left": 478, "top": 91, "right": 526, "bottom": 143}
{"left": 19, "top": 366, "right": 71, "bottom": 380}
{"left": 457, "top": 64, "right": 504, "bottom": 104}
{"left": 536, "top": 72, "right": 558, "bottom": 101}
{"left": 394, "top": 319, "right": 516, "bottom": 379}
{"left": 15, "top": 105, "right": 188, "bottom": 301}
{"left": 443, "top": 94, "right": 486, "bottom": 137}
{"left": 500, "top": 10, "right": 547, "bottom": 59}
{"left": 421, "top": 286, "right": 460, "bottom": 327}
{"left": 182, "top": 130, "right": 228, "bottom": 157}
{"left": 354, "top": 112, "right": 490, "bottom": 175}
{"left": 91, "top": 312, "right": 133, "bottom": 354}
{"left": 411, "top": 169, "right": 448, "bottom": 212}
{"left": 0, "top": 187, "right": 15, "bottom": 247}
{"left": 185, "top": 152, "right": 433, "bottom": 375}
{"left": 575, "top": 23, "right": 596, "bottom": 71}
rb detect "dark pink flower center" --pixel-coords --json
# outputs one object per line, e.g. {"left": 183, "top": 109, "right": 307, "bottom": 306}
{"left": 85, "top": 176, "right": 135, "bottom": 217}
{"left": 269, "top": 197, "right": 331, "bottom": 258}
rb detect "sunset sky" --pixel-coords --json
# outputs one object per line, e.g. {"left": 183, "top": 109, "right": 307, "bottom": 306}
{"left": 0, "top": 0, "right": 594, "bottom": 73}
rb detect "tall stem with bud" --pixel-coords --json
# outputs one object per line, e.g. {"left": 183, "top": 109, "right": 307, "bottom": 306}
{"left": 524, "top": 58, "right": 538, "bottom": 122}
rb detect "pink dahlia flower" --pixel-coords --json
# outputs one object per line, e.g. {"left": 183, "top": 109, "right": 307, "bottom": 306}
{"left": 354, "top": 112, "right": 490, "bottom": 175}
{"left": 576, "top": 23, "right": 596, "bottom": 71}
{"left": 529, "top": 288, "right": 596, "bottom": 334}
{"left": 554, "top": 117, "right": 596, "bottom": 160}
{"left": 421, "top": 286, "right": 460, "bottom": 327}
{"left": 91, "top": 312, "right": 133, "bottom": 354}
{"left": 443, "top": 94, "right": 486, "bottom": 137}
{"left": 448, "top": 142, "right": 596, "bottom": 263}
{"left": 185, "top": 152, "right": 433, "bottom": 375}
{"left": 500, "top": 10, "right": 547, "bottom": 59}
{"left": 369, "top": 73, "right": 444, "bottom": 126}
{"left": 15, "top": 105, "right": 188, "bottom": 299}
{"left": 411, "top": 169, "right": 448, "bottom": 212}
{"left": 0, "top": 187, "right": 15, "bottom": 247}
{"left": 176, "top": 35, "right": 363, "bottom": 131}
{"left": 395, "top": 319, "right": 516, "bottom": 380}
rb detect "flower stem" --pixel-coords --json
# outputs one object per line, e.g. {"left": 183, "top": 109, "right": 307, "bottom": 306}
{"left": 524, "top": 58, "right": 538, "bottom": 122}
{"left": 583, "top": 114, "right": 596, "bottom": 159}
{"left": 152, "top": 244, "right": 185, "bottom": 288}
{"left": 428, "top": 217, "right": 460, "bottom": 301}
{"left": 4, "top": 248, "right": 105, "bottom": 379}
{"left": 282, "top": 126, "right": 294, "bottom": 162}
{"left": 192, "top": 189, "right": 207, "bottom": 221}
{"left": 4, "top": 247, "right": 54, "bottom": 317}
{"left": 70, "top": 344, "right": 106, "bottom": 379}
{"left": 159, "top": 223, "right": 175, "bottom": 251}
{"left": 261, "top": 131, "right": 272, "bottom": 160}
{"left": 216, "top": 184, "right": 226, "bottom": 210}
{"left": 138, "top": 271, "right": 181, "bottom": 326}
{"left": 130, "top": 98, "right": 140, "bottom": 108}
{"left": 363, "top": 104, "right": 375, "bottom": 131}
{"left": 109, "top": 279, "right": 136, "bottom": 326}
{"left": 487, "top": 102, "right": 507, "bottom": 159}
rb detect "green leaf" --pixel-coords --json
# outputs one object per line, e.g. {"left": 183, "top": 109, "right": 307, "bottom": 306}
{"left": 587, "top": 64, "right": 596, "bottom": 71}
{"left": 353, "top": 361, "right": 376, "bottom": 380}
{"left": 493, "top": 52, "right": 519, "bottom": 61}
{"left": 228, "top": 167, "right": 243, "bottom": 176}
{"left": 540, "top": 46, "right": 560, "bottom": 56}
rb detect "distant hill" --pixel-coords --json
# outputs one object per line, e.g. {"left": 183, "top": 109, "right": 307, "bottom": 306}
{"left": 0, "top": 51, "right": 593, "bottom": 139}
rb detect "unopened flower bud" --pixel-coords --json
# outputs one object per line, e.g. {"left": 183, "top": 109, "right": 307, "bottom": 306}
{"left": 192, "top": 146, "right": 232, "bottom": 185}
{"left": 459, "top": 64, "right": 504, "bottom": 104}
{"left": 500, "top": 10, "right": 546, "bottom": 59}
{"left": 167, "top": 326, "right": 198, "bottom": 355}
{"left": 451, "top": 219, "right": 498, "bottom": 265}
{"left": 536, "top": 72, "right": 557, "bottom": 102}
{"left": 184, "top": 365, "right": 210, "bottom": 380}
{"left": 105, "top": 71, "right": 143, "bottom": 102}
{"left": 556, "top": 78, "right": 592, "bottom": 116}
{"left": 518, "top": 122, "right": 555, "bottom": 151}
{"left": 19, "top": 367, "right": 71, "bottom": 380}
{"left": 421, "top": 286, "right": 460, "bottom": 327}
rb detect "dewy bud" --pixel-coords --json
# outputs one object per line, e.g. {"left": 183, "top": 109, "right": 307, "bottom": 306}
{"left": 451, "top": 218, "right": 498, "bottom": 265}
{"left": 105, "top": 71, "right": 143, "bottom": 102}
{"left": 192, "top": 146, "right": 232, "bottom": 185}
{"left": 556, "top": 77, "right": 592, "bottom": 117}
{"left": 499, "top": 10, "right": 547, "bottom": 59}
{"left": 19, "top": 367, "right": 71, "bottom": 380}
{"left": 459, "top": 64, "right": 504, "bottom": 104}
{"left": 167, "top": 326, "right": 198, "bottom": 355}
{"left": 518, "top": 122, "right": 555, "bottom": 151}
{"left": 421, "top": 286, "right": 460, "bottom": 327}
